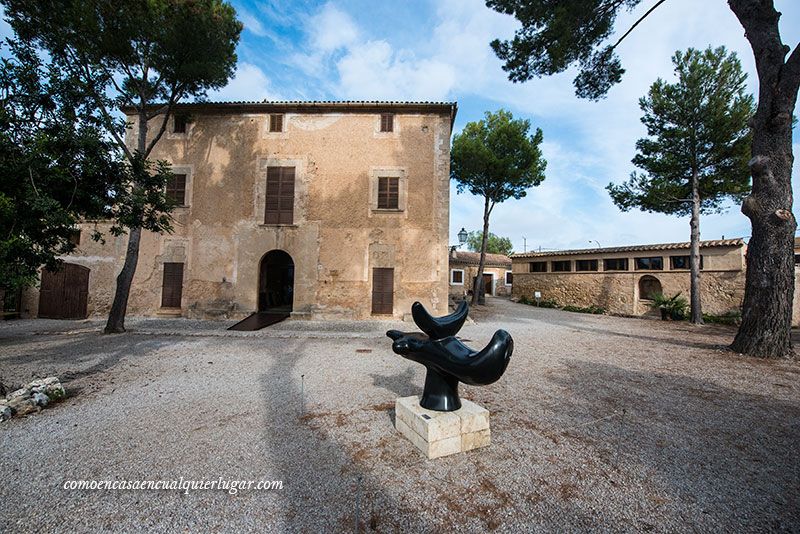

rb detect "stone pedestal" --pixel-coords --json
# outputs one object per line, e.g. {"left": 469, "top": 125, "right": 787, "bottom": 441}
{"left": 395, "top": 395, "right": 490, "bottom": 459}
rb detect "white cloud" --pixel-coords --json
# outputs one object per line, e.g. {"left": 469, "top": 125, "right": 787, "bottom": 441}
{"left": 336, "top": 40, "right": 457, "bottom": 100}
{"left": 309, "top": 2, "right": 359, "bottom": 52}
{"left": 210, "top": 62, "right": 279, "bottom": 102}
{"left": 236, "top": 5, "right": 269, "bottom": 37}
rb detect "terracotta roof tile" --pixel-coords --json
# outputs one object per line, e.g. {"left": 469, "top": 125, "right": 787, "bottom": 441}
{"left": 450, "top": 250, "right": 512, "bottom": 267}
{"left": 511, "top": 238, "right": 745, "bottom": 259}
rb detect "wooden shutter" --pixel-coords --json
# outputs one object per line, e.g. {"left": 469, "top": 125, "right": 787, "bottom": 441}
{"left": 377, "top": 177, "right": 399, "bottom": 209}
{"left": 380, "top": 113, "right": 394, "bottom": 132}
{"left": 161, "top": 262, "right": 184, "bottom": 308}
{"left": 371, "top": 268, "right": 394, "bottom": 315}
{"left": 166, "top": 174, "right": 186, "bottom": 205}
{"left": 173, "top": 115, "right": 187, "bottom": 133}
{"left": 265, "top": 167, "right": 295, "bottom": 224}
{"left": 269, "top": 114, "right": 283, "bottom": 132}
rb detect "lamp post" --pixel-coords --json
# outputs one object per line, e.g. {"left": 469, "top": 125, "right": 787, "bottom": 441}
{"left": 589, "top": 240, "right": 601, "bottom": 248}
{"left": 457, "top": 228, "right": 468, "bottom": 247}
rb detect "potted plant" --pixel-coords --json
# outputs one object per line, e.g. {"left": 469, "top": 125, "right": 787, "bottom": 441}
{"left": 650, "top": 292, "right": 688, "bottom": 320}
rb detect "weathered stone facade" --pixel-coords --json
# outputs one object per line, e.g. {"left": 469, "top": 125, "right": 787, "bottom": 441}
{"left": 511, "top": 239, "right": 747, "bottom": 317}
{"left": 21, "top": 101, "right": 457, "bottom": 320}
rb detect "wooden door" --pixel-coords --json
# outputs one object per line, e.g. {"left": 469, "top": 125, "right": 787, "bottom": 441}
{"left": 372, "top": 268, "right": 394, "bottom": 315}
{"left": 483, "top": 274, "right": 493, "bottom": 296}
{"left": 161, "top": 263, "right": 184, "bottom": 308}
{"left": 38, "top": 263, "right": 89, "bottom": 319}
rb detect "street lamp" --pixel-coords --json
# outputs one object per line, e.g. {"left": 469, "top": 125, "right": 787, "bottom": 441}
{"left": 457, "top": 228, "right": 468, "bottom": 246}
{"left": 589, "top": 240, "right": 601, "bottom": 248}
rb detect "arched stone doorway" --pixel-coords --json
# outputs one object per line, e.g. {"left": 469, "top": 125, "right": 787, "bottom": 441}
{"left": 638, "top": 275, "right": 662, "bottom": 301}
{"left": 258, "top": 250, "right": 294, "bottom": 312}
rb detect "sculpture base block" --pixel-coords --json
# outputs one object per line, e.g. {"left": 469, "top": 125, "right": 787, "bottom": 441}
{"left": 395, "top": 396, "right": 490, "bottom": 459}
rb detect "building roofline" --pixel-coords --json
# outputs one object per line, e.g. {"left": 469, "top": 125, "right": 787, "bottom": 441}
{"left": 122, "top": 100, "right": 459, "bottom": 129}
{"left": 510, "top": 238, "right": 746, "bottom": 259}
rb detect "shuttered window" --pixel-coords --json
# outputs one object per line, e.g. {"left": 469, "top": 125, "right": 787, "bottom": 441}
{"left": 173, "top": 115, "right": 187, "bottom": 133}
{"left": 380, "top": 113, "right": 394, "bottom": 132}
{"left": 161, "top": 262, "right": 184, "bottom": 308}
{"left": 269, "top": 114, "right": 284, "bottom": 132}
{"left": 264, "top": 167, "right": 295, "bottom": 224}
{"left": 372, "top": 268, "right": 394, "bottom": 315}
{"left": 166, "top": 174, "right": 187, "bottom": 205}
{"left": 377, "top": 177, "right": 399, "bottom": 209}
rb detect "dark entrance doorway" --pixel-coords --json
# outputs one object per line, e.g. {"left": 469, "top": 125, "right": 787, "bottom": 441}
{"left": 258, "top": 250, "right": 294, "bottom": 312}
{"left": 38, "top": 263, "right": 90, "bottom": 319}
{"left": 474, "top": 274, "right": 494, "bottom": 297}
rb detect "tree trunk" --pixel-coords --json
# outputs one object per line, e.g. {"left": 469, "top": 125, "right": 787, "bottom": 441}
{"left": 471, "top": 197, "right": 491, "bottom": 306}
{"left": 728, "top": 0, "right": 799, "bottom": 358}
{"left": 689, "top": 169, "right": 703, "bottom": 325}
{"left": 104, "top": 109, "right": 148, "bottom": 334}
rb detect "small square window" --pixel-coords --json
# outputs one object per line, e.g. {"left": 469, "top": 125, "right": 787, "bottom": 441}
{"left": 380, "top": 113, "right": 394, "bottom": 132}
{"left": 635, "top": 256, "right": 664, "bottom": 270}
{"left": 505, "top": 271, "right": 513, "bottom": 285}
{"left": 377, "top": 177, "right": 399, "bottom": 209}
{"left": 575, "top": 259, "right": 598, "bottom": 271}
{"left": 670, "top": 255, "right": 703, "bottom": 270}
{"left": 451, "top": 270, "right": 464, "bottom": 285}
{"left": 269, "top": 114, "right": 284, "bottom": 133}
{"left": 552, "top": 260, "right": 571, "bottom": 272}
{"left": 166, "top": 173, "right": 187, "bottom": 206}
{"left": 529, "top": 261, "right": 547, "bottom": 273}
{"left": 68, "top": 229, "right": 81, "bottom": 246}
{"left": 173, "top": 115, "right": 187, "bottom": 134}
{"left": 603, "top": 258, "right": 628, "bottom": 271}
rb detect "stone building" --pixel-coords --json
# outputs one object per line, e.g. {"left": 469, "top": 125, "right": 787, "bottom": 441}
{"left": 21, "top": 101, "right": 457, "bottom": 321}
{"left": 449, "top": 250, "right": 512, "bottom": 299}
{"left": 511, "top": 239, "right": 747, "bottom": 317}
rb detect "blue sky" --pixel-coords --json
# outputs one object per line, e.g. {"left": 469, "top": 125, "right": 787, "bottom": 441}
{"left": 214, "top": 0, "right": 800, "bottom": 253}
{"left": 3, "top": 1, "right": 799, "bottom": 253}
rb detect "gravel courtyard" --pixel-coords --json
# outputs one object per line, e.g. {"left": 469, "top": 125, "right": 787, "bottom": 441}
{"left": 1, "top": 299, "right": 798, "bottom": 532}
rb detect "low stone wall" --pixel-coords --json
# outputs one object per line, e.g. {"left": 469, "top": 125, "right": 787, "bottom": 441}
{"left": 512, "top": 270, "right": 746, "bottom": 316}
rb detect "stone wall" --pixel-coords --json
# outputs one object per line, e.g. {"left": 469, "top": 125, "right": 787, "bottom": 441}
{"left": 512, "top": 270, "right": 746, "bottom": 317}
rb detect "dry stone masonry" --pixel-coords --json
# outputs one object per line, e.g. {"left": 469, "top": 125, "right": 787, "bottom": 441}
{"left": 0, "top": 377, "right": 65, "bottom": 421}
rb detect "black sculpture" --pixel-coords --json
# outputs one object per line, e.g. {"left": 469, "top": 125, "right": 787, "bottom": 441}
{"left": 386, "top": 301, "right": 513, "bottom": 412}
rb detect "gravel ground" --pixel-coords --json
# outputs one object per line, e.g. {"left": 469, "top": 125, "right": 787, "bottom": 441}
{"left": 1, "top": 298, "right": 798, "bottom": 532}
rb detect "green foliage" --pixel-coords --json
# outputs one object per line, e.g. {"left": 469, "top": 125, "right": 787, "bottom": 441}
{"left": 607, "top": 47, "right": 754, "bottom": 216}
{"left": 3, "top": 0, "right": 242, "bottom": 127}
{"left": 0, "top": 40, "right": 122, "bottom": 290}
{"left": 702, "top": 311, "right": 742, "bottom": 326}
{"left": 3, "top": 0, "right": 242, "bottom": 206}
{"left": 451, "top": 109, "right": 546, "bottom": 206}
{"left": 486, "top": 0, "right": 645, "bottom": 99}
{"left": 518, "top": 295, "right": 558, "bottom": 308}
{"left": 562, "top": 304, "right": 605, "bottom": 315}
{"left": 466, "top": 231, "right": 513, "bottom": 256}
{"left": 650, "top": 292, "right": 688, "bottom": 320}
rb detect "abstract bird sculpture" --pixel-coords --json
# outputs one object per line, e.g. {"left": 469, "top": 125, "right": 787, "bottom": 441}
{"left": 386, "top": 301, "right": 513, "bottom": 411}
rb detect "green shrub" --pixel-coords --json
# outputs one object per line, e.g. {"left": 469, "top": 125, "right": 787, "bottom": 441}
{"left": 702, "top": 311, "right": 742, "bottom": 325}
{"left": 650, "top": 292, "right": 688, "bottom": 320}
{"left": 517, "top": 295, "right": 558, "bottom": 308}
{"left": 562, "top": 304, "right": 605, "bottom": 315}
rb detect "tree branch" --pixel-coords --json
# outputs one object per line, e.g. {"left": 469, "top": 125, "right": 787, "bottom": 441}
{"left": 779, "top": 42, "right": 800, "bottom": 94}
{"left": 144, "top": 84, "right": 184, "bottom": 157}
{"left": 610, "top": 0, "right": 669, "bottom": 51}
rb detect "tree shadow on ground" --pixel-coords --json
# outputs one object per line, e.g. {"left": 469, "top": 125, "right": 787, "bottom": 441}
{"left": 0, "top": 331, "right": 173, "bottom": 391}
{"left": 543, "top": 359, "right": 800, "bottom": 530}
{"left": 257, "top": 339, "right": 436, "bottom": 531}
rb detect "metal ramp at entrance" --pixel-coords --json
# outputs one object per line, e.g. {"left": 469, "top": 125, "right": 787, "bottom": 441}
{"left": 227, "top": 312, "right": 290, "bottom": 331}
